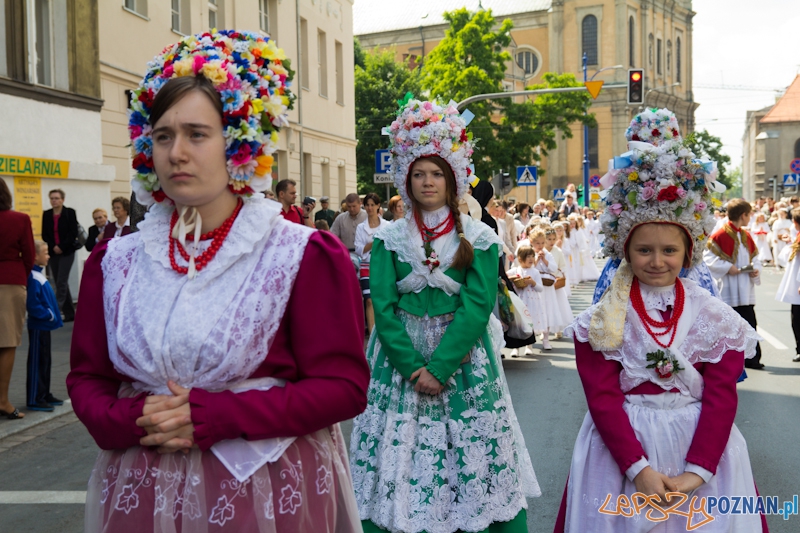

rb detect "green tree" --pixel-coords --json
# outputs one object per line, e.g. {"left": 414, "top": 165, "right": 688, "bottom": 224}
{"left": 725, "top": 165, "right": 742, "bottom": 199}
{"left": 354, "top": 46, "right": 421, "bottom": 197}
{"left": 419, "top": 8, "right": 595, "bottom": 182}
{"left": 354, "top": 37, "right": 366, "bottom": 70}
{"left": 685, "top": 130, "right": 733, "bottom": 188}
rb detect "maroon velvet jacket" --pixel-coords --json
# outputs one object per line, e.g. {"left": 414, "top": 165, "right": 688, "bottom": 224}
{"left": 0, "top": 209, "right": 35, "bottom": 286}
{"left": 67, "top": 230, "right": 369, "bottom": 451}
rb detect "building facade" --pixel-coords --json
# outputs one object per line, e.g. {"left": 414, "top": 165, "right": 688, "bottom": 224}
{"left": 0, "top": 0, "right": 114, "bottom": 294}
{"left": 100, "top": 0, "right": 357, "bottom": 207}
{"left": 742, "top": 76, "right": 800, "bottom": 200}
{"left": 354, "top": 0, "right": 697, "bottom": 202}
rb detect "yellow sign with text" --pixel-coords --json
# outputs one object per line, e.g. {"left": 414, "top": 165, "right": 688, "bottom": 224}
{"left": 13, "top": 177, "right": 43, "bottom": 239}
{"left": 0, "top": 154, "right": 69, "bottom": 179}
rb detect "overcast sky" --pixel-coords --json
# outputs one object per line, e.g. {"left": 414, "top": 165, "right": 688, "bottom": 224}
{"left": 693, "top": 0, "right": 800, "bottom": 169}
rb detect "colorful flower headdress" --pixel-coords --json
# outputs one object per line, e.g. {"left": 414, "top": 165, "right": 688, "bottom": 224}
{"left": 128, "top": 30, "right": 295, "bottom": 206}
{"left": 383, "top": 95, "right": 475, "bottom": 214}
{"left": 598, "top": 108, "right": 723, "bottom": 267}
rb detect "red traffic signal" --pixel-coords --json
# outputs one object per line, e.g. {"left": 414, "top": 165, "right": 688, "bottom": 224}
{"left": 627, "top": 69, "right": 644, "bottom": 105}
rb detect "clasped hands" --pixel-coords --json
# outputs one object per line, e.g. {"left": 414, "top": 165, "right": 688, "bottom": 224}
{"left": 136, "top": 380, "right": 196, "bottom": 454}
{"left": 727, "top": 265, "right": 759, "bottom": 278}
{"left": 633, "top": 466, "right": 704, "bottom": 508}
{"left": 410, "top": 367, "right": 444, "bottom": 395}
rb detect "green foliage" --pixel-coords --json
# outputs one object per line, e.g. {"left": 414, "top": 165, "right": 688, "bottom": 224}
{"left": 354, "top": 37, "right": 366, "bottom": 70}
{"left": 354, "top": 46, "right": 421, "bottom": 197}
{"left": 725, "top": 165, "right": 743, "bottom": 199}
{"left": 685, "top": 130, "right": 732, "bottom": 188}
{"left": 419, "top": 8, "right": 595, "bottom": 182}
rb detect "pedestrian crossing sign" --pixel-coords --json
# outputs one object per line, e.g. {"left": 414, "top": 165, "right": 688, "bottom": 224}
{"left": 784, "top": 174, "right": 799, "bottom": 186}
{"left": 516, "top": 166, "right": 538, "bottom": 186}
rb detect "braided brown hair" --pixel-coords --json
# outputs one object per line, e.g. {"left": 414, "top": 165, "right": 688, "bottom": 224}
{"left": 406, "top": 156, "right": 474, "bottom": 270}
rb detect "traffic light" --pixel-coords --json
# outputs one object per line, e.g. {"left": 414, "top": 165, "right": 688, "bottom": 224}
{"left": 627, "top": 69, "right": 644, "bottom": 104}
{"left": 497, "top": 169, "right": 511, "bottom": 193}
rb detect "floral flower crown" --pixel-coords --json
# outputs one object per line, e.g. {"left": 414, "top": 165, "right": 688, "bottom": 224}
{"left": 599, "top": 108, "right": 723, "bottom": 266}
{"left": 383, "top": 95, "right": 475, "bottom": 215}
{"left": 128, "top": 30, "right": 295, "bottom": 206}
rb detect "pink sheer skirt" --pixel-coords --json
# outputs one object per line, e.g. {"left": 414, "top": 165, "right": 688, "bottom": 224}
{"left": 84, "top": 424, "right": 361, "bottom": 533}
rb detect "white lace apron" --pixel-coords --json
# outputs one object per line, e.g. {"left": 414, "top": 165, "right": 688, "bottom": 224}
{"left": 103, "top": 198, "right": 311, "bottom": 481}
{"left": 563, "top": 280, "right": 762, "bottom": 533}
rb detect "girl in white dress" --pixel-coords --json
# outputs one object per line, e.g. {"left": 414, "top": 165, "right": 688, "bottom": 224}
{"left": 529, "top": 228, "right": 568, "bottom": 348}
{"left": 545, "top": 227, "right": 574, "bottom": 336}
{"left": 557, "top": 222, "right": 577, "bottom": 288}
{"left": 572, "top": 214, "right": 601, "bottom": 281}
{"left": 585, "top": 210, "right": 601, "bottom": 257}
{"left": 749, "top": 212, "right": 773, "bottom": 264}
{"left": 507, "top": 246, "right": 544, "bottom": 357}
{"left": 771, "top": 209, "right": 792, "bottom": 263}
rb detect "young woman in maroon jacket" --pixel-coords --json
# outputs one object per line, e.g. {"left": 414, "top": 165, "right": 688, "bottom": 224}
{"left": 67, "top": 31, "right": 368, "bottom": 532}
{"left": 555, "top": 109, "right": 768, "bottom": 533}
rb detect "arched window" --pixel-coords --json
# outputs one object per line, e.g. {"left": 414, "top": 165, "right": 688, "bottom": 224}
{"left": 629, "top": 17, "right": 635, "bottom": 67}
{"left": 582, "top": 15, "right": 598, "bottom": 65}
{"left": 666, "top": 40, "right": 672, "bottom": 74}
{"left": 676, "top": 37, "right": 682, "bottom": 83}
{"left": 515, "top": 50, "right": 539, "bottom": 77}
{"left": 795, "top": 138, "right": 800, "bottom": 159}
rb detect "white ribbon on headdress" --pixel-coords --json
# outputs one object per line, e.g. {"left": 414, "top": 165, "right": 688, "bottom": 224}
{"left": 171, "top": 205, "right": 203, "bottom": 279}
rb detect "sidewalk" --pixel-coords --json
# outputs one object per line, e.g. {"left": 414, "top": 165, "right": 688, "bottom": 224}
{"left": 0, "top": 322, "right": 75, "bottom": 440}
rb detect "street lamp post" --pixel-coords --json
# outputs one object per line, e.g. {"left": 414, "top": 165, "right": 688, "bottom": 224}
{"left": 641, "top": 82, "right": 681, "bottom": 110}
{"left": 582, "top": 53, "right": 590, "bottom": 207}
{"left": 582, "top": 57, "right": 624, "bottom": 207}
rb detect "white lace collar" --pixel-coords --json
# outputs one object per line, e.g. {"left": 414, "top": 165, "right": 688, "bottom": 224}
{"left": 637, "top": 281, "right": 676, "bottom": 311}
{"left": 136, "top": 196, "right": 282, "bottom": 277}
{"left": 419, "top": 205, "right": 451, "bottom": 228}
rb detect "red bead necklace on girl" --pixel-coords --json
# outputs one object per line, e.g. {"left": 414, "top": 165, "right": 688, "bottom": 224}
{"left": 414, "top": 210, "right": 455, "bottom": 271}
{"left": 630, "top": 276, "right": 685, "bottom": 349}
{"left": 169, "top": 199, "right": 244, "bottom": 275}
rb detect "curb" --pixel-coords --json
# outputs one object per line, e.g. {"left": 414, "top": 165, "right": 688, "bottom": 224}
{"left": 0, "top": 400, "right": 75, "bottom": 441}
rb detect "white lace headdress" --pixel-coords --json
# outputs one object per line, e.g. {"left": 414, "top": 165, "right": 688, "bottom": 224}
{"left": 383, "top": 97, "right": 475, "bottom": 215}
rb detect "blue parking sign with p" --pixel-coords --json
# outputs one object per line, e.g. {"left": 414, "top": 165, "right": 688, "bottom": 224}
{"left": 375, "top": 150, "right": 391, "bottom": 174}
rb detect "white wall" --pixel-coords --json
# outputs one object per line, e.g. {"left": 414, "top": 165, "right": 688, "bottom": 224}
{"left": 0, "top": 93, "right": 105, "bottom": 164}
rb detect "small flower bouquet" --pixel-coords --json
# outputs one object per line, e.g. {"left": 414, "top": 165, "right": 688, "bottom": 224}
{"left": 423, "top": 242, "right": 440, "bottom": 271}
{"left": 646, "top": 349, "right": 684, "bottom": 379}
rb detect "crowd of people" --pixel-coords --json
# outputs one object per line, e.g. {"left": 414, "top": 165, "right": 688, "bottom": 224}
{"left": 0, "top": 27, "right": 783, "bottom": 533}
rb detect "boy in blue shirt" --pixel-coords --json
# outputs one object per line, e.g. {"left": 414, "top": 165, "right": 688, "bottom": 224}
{"left": 26, "top": 240, "right": 63, "bottom": 411}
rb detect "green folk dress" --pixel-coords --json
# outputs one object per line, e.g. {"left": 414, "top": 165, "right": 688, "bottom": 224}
{"left": 349, "top": 213, "right": 540, "bottom": 533}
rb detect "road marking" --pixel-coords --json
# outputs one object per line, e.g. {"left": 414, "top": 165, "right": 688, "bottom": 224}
{"left": 0, "top": 491, "right": 86, "bottom": 504}
{"left": 756, "top": 326, "right": 788, "bottom": 350}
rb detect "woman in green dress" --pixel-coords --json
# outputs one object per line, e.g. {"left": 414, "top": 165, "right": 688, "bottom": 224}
{"left": 349, "top": 99, "right": 540, "bottom": 533}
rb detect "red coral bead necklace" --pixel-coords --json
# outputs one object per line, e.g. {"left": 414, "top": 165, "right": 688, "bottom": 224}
{"left": 169, "top": 198, "right": 243, "bottom": 275}
{"left": 414, "top": 210, "right": 455, "bottom": 243}
{"left": 630, "top": 277, "right": 685, "bottom": 349}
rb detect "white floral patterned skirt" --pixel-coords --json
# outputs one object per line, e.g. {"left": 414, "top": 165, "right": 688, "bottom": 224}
{"left": 350, "top": 311, "right": 540, "bottom": 533}
{"left": 84, "top": 424, "right": 361, "bottom": 533}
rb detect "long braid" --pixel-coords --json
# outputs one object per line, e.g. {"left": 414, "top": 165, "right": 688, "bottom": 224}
{"left": 449, "top": 196, "right": 474, "bottom": 270}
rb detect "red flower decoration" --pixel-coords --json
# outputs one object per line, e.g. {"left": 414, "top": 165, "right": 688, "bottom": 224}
{"left": 631, "top": 134, "right": 641, "bottom": 141}
{"left": 460, "top": 130, "right": 468, "bottom": 143}
{"left": 672, "top": 129, "right": 679, "bottom": 137}
{"left": 138, "top": 89, "right": 154, "bottom": 108}
{"left": 657, "top": 185, "right": 680, "bottom": 202}
{"left": 651, "top": 128, "right": 661, "bottom": 137}
{"left": 132, "top": 152, "right": 153, "bottom": 170}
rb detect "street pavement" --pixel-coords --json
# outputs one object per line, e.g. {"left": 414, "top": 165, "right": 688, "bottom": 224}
{"left": 1, "top": 262, "right": 799, "bottom": 532}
